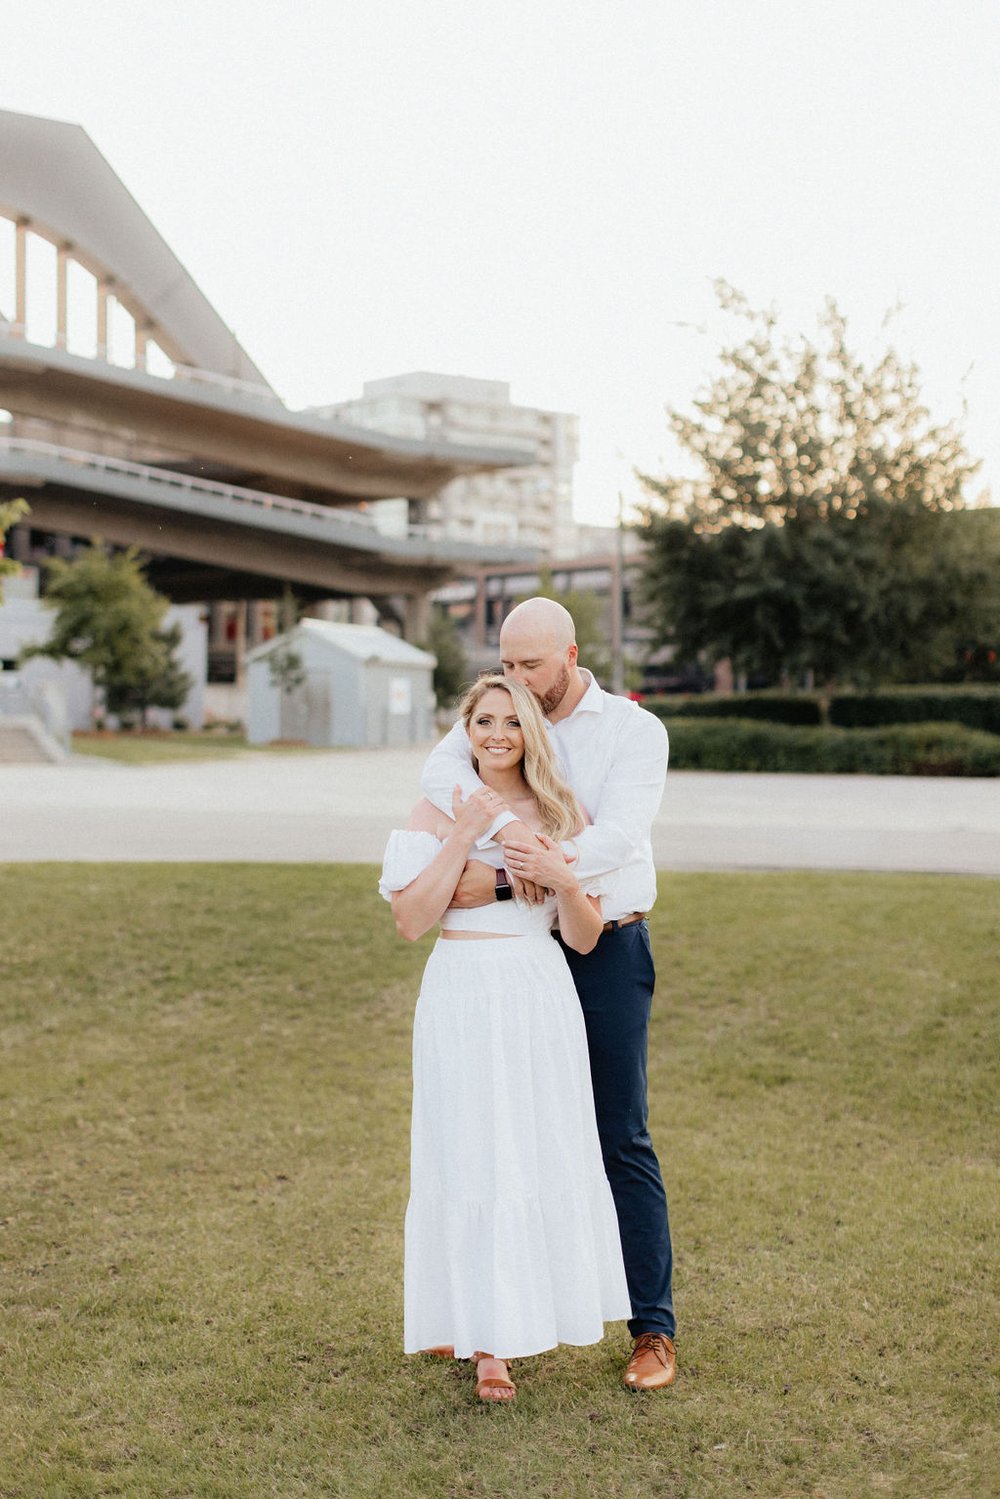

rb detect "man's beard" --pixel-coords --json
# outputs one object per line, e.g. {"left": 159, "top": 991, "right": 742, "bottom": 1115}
{"left": 535, "top": 664, "right": 571, "bottom": 716}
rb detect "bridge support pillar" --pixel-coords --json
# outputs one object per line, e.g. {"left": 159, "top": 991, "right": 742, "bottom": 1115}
{"left": 233, "top": 601, "right": 248, "bottom": 687}
{"left": 403, "top": 590, "right": 431, "bottom": 645}
{"left": 304, "top": 600, "right": 338, "bottom": 622}
{"left": 96, "top": 280, "right": 111, "bottom": 359}
{"left": 15, "top": 220, "right": 28, "bottom": 334}
{"left": 56, "top": 245, "right": 69, "bottom": 350}
{"left": 7, "top": 523, "right": 31, "bottom": 563}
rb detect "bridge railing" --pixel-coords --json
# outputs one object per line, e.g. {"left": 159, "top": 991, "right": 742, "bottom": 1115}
{"left": 0, "top": 320, "right": 286, "bottom": 408}
{"left": 169, "top": 362, "right": 286, "bottom": 406}
{"left": 0, "top": 435, "right": 384, "bottom": 532}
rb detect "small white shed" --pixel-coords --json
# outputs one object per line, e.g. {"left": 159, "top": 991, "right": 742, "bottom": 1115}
{"left": 246, "top": 618, "right": 436, "bottom": 748}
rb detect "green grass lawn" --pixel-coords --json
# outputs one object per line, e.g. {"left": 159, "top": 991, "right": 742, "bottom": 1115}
{"left": 71, "top": 732, "right": 327, "bottom": 765}
{"left": 1, "top": 866, "right": 997, "bottom": 1498}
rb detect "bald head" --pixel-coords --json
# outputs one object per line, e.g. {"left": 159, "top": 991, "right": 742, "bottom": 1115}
{"left": 500, "top": 597, "right": 576, "bottom": 654}
{"left": 499, "top": 597, "right": 583, "bottom": 719}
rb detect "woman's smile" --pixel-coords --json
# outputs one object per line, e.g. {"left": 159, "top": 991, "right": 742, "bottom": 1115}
{"left": 469, "top": 688, "right": 526, "bottom": 769}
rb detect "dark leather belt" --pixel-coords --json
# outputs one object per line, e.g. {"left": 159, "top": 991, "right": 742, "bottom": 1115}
{"left": 601, "top": 912, "right": 647, "bottom": 933}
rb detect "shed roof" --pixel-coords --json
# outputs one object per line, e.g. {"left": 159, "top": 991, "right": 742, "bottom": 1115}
{"left": 248, "top": 618, "right": 436, "bottom": 668}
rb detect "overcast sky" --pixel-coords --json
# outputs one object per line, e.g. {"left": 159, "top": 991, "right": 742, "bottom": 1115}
{"left": 3, "top": 0, "right": 998, "bottom": 524}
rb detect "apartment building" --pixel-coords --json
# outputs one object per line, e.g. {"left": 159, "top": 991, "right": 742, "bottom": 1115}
{"left": 315, "top": 372, "right": 579, "bottom": 557}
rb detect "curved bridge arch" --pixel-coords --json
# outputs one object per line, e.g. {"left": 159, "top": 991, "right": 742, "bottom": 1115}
{"left": 0, "top": 108, "right": 537, "bottom": 649}
{"left": 0, "top": 107, "right": 269, "bottom": 385}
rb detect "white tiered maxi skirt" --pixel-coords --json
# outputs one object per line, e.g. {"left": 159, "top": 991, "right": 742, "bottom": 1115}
{"left": 404, "top": 933, "right": 631, "bottom": 1360}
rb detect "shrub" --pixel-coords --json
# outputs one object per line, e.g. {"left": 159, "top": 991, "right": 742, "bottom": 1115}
{"left": 828, "top": 688, "right": 1000, "bottom": 735}
{"left": 663, "top": 718, "right": 1000, "bottom": 776}
{"left": 646, "top": 685, "right": 1000, "bottom": 736}
{"left": 645, "top": 692, "right": 822, "bottom": 726}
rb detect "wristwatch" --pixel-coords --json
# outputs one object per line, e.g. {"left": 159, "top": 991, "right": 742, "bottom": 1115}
{"left": 495, "top": 867, "right": 514, "bottom": 902}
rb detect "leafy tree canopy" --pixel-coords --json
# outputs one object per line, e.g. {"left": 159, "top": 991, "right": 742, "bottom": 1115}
{"left": 637, "top": 283, "right": 996, "bottom": 686}
{"left": 423, "top": 607, "right": 469, "bottom": 707}
{"left": 267, "top": 645, "right": 307, "bottom": 697}
{"left": 0, "top": 499, "right": 30, "bottom": 601}
{"left": 22, "top": 544, "right": 192, "bottom": 724}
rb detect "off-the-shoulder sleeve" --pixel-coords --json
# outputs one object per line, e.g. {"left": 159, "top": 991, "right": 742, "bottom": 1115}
{"left": 378, "top": 830, "right": 443, "bottom": 900}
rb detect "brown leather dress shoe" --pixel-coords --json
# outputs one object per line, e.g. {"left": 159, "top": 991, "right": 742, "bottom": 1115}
{"left": 623, "top": 1332, "right": 677, "bottom": 1390}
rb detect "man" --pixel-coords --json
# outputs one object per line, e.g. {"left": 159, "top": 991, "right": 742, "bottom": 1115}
{"left": 420, "top": 596, "right": 676, "bottom": 1391}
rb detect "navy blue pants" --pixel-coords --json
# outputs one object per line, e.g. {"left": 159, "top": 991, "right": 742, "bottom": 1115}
{"left": 557, "top": 920, "right": 675, "bottom": 1340}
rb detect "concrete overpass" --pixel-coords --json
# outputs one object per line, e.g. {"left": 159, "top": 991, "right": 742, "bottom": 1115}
{"left": 0, "top": 108, "right": 538, "bottom": 638}
{"left": 0, "top": 435, "right": 523, "bottom": 634}
{"left": 0, "top": 331, "right": 536, "bottom": 506}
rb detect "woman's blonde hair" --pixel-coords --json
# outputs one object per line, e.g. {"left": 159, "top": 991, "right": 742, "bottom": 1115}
{"left": 459, "top": 674, "right": 582, "bottom": 842}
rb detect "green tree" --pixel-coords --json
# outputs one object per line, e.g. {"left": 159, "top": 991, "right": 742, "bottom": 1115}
{"left": 108, "top": 619, "right": 192, "bottom": 726}
{"left": 22, "top": 544, "right": 192, "bottom": 726}
{"left": 423, "top": 607, "right": 468, "bottom": 706}
{"left": 267, "top": 644, "right": 307, "bottom": 697}
{"left": 948, "top": 509, "right": 1000, "bottom": 682}
{"left": 0, "top": 499, "right": 30, "bottom": 601}
{"left": 637, "top": 283, "right": 995, "bottom": 686}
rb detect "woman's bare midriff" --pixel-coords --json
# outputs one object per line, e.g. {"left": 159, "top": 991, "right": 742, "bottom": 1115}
{"left": 440, "top": 931, "right": 517, "bottom": 940}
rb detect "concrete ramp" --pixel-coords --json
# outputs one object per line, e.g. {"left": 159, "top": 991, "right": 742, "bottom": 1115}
{"left": 0, "top": 715, "right": 67, "bottom": 763}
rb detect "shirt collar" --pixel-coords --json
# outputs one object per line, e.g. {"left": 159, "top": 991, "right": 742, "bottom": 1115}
{"left": 562, "top": 668, "right": 605, "bottom": 720}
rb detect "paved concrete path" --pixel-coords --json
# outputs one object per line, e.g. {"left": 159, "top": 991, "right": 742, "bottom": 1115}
{"left": 1, "top": 746, "right": 997, "bottom": 875}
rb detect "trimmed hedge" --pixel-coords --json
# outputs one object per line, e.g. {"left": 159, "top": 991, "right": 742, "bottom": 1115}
{"left": 646, "top": 686, "right": 1000, "bottom": 736}
{"left": 663, "top": 718, "right": 1000, "bottom": 776}
{"left": 828, "top": 689, "right": 1000, "bottom": 735}
{"left": 645, "top": 692, "right": 823, "bottom": 726}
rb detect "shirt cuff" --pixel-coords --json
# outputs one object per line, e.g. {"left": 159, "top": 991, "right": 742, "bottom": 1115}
{"left": 476, "top": 808, "right": 517, "bottom": 849}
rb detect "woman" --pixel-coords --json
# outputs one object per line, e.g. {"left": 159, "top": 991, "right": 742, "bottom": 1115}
{"left": 379, "top": 674, "right": 630, "bottom": 1403}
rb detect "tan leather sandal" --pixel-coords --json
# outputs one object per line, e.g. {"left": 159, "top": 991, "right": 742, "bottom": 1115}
{"left": 474, "top": 1354, "right": 516, "bottom": 1402}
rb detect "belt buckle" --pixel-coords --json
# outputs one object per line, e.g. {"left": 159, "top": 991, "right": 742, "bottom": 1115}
{"left": 604, "top": 912, "right": 645, "bottom": 932}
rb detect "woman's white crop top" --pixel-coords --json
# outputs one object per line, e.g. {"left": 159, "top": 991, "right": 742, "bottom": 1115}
{"left": 378, "top": 829, "right": 611, "bottom": 936}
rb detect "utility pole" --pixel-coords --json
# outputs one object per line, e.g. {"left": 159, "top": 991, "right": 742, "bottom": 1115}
{"left": 610, "top": 490, "right": 626, "bottom": 695}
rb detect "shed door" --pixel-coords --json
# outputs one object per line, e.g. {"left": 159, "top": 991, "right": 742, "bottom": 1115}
{"left": 279, "top": 681, "right": 308, "bottom": 743}
{"left": 305, "top": 674, "right": 331, "bottom": 746}
{"left": 278, "top": 672, "right": 331, "bottom": 746}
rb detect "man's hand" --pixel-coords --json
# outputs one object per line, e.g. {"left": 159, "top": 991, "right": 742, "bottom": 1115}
{"left": 494, "top": 820, "right": 548, "bottom": 904}
{"left": 447, "top": 860, "right": 498, "bottom": 909}
{"left": 509, "top": 873, "right": 548, "bottom": 904}
{"left": 445, "top": 853, "right": 547, "bottom": 909}
{"left": 503, "top": 832, "right": 575, "bottom": 895}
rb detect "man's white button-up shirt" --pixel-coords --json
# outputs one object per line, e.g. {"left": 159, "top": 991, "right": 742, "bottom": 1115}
{"left": 420, "top": 671, "right": 669, "bottom": 920}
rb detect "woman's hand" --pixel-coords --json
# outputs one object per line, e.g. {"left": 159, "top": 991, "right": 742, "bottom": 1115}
{"left": 502, "top": 832, "right": 575, "bottom": 894}
{"left": 450, "top": 784, "right": 506, "bottom": 842}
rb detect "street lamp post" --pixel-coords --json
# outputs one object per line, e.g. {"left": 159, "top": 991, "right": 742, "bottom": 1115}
{"left": 610, "top": 490, "right": 626, "bottom": 696}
